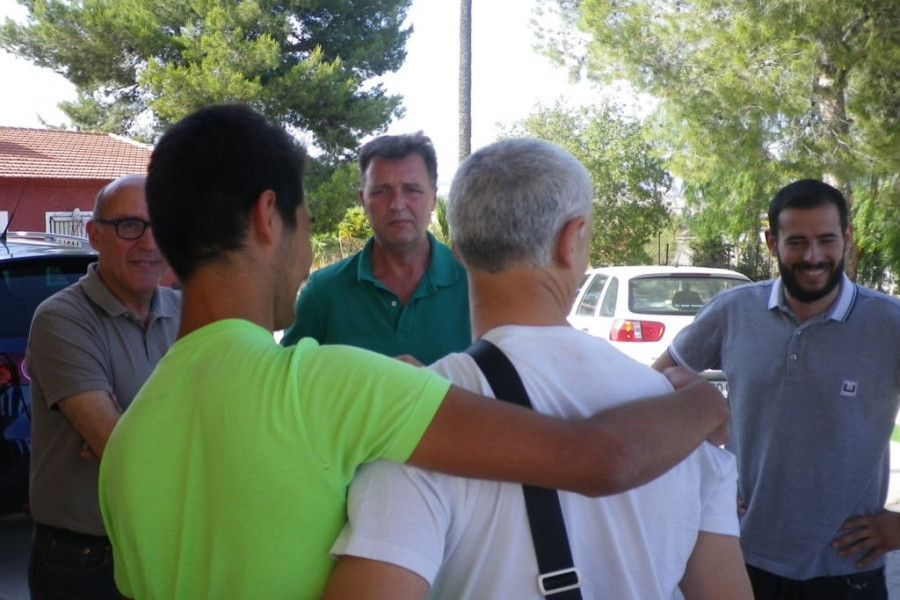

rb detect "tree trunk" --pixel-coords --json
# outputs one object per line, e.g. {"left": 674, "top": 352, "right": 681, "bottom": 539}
{"left": 811, "top": 40, "right": 858, "bottom": 279}
{"left": 458, "top": 0, "right": 472, "bottom": 161}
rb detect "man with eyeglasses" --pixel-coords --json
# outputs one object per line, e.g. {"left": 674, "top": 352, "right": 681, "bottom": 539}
{"left": 26, "top": 174, "right": 180, "bottom": 600}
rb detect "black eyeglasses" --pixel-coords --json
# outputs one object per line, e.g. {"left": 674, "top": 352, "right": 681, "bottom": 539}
{"left": 94, "top": 218, "right": 151, "bottom": 240}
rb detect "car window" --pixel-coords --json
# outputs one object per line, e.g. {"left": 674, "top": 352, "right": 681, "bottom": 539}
{"left": 0, "top": 258, "right": 92, "bottom": 340}
{"left": 629, "top": 275, "right": 746, "bottom": 315}
{"left": 599, "top": 277, "right": 618, "bottom": 317}
{"left": 575, "top": 274, "right": 608, "bottom": 316}
{"left": 573, "top": 273, "right": 590, "bottom": 301}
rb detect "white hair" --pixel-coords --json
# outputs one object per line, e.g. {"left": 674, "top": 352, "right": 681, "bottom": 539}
{"left": 448, "top": 138, "right": 592, "bottom": 273}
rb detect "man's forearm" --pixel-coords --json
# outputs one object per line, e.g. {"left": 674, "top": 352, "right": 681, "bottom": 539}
{"left": 585, "top": 378, "right": 727, "bottom": 495}
{"left": 408, "top": 376, "right": 727, "bottom": 498}
{"left": 58, "top": 390, "right": 123, "bottom": 458}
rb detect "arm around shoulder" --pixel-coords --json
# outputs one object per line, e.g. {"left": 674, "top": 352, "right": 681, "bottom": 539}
{"left": 407, "top": 374, "right": 728, "bottom": 497}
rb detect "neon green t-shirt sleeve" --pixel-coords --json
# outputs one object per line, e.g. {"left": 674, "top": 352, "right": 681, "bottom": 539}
{"left": 294, "top": 343, "right": 450, "bottom": 474}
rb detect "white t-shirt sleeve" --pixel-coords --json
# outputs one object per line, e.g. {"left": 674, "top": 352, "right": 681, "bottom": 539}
{"left": 330, "top": 459, "right": 451, "bottom": 585}
{"left": 696, "top": 443, "right": 741, "bottom": 537}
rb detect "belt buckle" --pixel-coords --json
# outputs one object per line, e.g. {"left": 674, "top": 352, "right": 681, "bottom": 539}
{"left": 538, "top": 567, "right": 581, "bottom": 595}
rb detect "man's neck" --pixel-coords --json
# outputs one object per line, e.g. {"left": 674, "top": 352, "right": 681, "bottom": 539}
{"left": 125, "top": 295, "right": 155, "bottom": 325}
{"left": 369, "top": 236, "right": 431, "bottom": 305}
{"left": 782, "top": 281, "right": 842, "bottom": 323}
{"left": 469, "top": 269, "right": 572, "bottom": 338}
{"left": 95, "top": 270, "right": 155, "bottom": 325}
{"left": 176, "top": 263, "right": 275, "bottom": 339}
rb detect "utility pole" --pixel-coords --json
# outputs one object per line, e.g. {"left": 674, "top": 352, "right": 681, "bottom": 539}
{"left": 458, "top": 0, "right": 472, "bottom": 161}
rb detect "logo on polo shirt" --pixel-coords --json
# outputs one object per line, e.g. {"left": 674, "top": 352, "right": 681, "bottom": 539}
{"left": 840, "top": 380, "right": 858, "bottom": 397}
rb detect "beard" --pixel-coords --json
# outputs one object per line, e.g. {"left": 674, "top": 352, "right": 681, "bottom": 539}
{"left": 777, "top": 255, "right": 845, "bottom": 304}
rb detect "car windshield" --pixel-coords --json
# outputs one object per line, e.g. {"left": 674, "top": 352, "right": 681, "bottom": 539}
{"left": 0, "top": 258, "right": 91, "bottom": 341}
{"left": 629, "top": 275, "right": 746, "bottom": 315}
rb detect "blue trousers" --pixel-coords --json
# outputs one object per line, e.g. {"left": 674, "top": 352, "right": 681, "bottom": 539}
{"left": 747, "top": 563, "right": 887, "bottom": 600}
{"left": 28, "top": 523, "right": 120, "bottom": 600}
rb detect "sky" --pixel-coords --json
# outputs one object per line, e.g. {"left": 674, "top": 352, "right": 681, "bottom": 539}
{"left": 0, "top": 0, "right": 603, "bottom": 190}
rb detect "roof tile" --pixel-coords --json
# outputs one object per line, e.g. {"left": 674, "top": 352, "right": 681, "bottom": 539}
{"left": 0, "top": 126, "right": 151, "bottom": 180}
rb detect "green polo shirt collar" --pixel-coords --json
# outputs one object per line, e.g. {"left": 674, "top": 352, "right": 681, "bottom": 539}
{"left": 356, "top": 232, "right": 461, "bottom": 299}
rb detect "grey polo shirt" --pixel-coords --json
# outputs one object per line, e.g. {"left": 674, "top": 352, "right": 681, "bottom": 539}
{"left": 27, "top": 263, "right": 180, "bottom": 535}
{"left": 669, "top": 275, "right": 900, "bottom": 579}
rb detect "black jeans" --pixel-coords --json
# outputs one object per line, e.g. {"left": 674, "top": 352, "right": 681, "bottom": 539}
{"left": 28, "top": 523, "right": 120, "bottom": 600}
{"left": 747, "top": 563, "right": 888, "bottom": 600}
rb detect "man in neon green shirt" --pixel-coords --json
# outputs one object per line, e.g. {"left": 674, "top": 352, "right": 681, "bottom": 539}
{"left": 99, "top": 104, "right": 729, "bottom": 600}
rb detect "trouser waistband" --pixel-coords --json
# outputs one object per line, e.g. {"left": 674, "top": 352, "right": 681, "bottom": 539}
{"left": 33, "top": 522, "right": 111, "bottom": 550}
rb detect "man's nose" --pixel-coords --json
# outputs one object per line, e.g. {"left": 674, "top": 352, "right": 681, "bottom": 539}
{"left": 804, "top": 242, "right": 823, "bottom": 263}
{"left": 388, "top": 191, "right": 406, "bottom": 210}
{"left": 136, "top": 225, "right": 159, "bottom": 249}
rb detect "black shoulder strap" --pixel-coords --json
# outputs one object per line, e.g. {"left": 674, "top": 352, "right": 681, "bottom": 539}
{"left": 465, "top": 339, "right": 583, "bottom": 599}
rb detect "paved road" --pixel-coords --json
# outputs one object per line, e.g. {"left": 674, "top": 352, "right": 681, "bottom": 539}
{"left": 6, "top": 445, "right": 900, "bottom": 600}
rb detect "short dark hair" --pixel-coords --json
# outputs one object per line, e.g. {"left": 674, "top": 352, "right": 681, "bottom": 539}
{"left": 357, "top": 132, "right": 438, "bottom": 188}
{"left": 768, "top": 179, "right": 849, "bottom": 238}
{"left": 146, "top": 104, "right": 307, "bottom": 281}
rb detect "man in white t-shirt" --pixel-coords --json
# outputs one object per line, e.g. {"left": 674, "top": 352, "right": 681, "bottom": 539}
{"left": 323, "top": 138, "right": 753, "bottom": 600}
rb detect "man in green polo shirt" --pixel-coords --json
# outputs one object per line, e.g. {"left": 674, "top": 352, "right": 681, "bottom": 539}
{"left": 280, "top": 132, "right": 469, "bottom": 364}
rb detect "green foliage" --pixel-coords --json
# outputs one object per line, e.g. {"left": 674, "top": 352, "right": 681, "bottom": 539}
{"left": 644, "top": 222, "right": 679, "bottom": 266}
{"left": 850, "top": 174, "right": 900, "bottom": 292}
{"left": 430, "top": 198, "right": 450, "bottom": 244}
{"left": 309, "top": 234, "right": 332, "bottom": 269}
{"left": 305, "top": 161, "right": 359, "bottom": 236}
{"left": 505, "top": 102, "right": 672, "bottom": 266}
{"left": 735, "top": 241, "right": 773, "bottom": 282}
{"left": 1, "top": 0, "right": 412, "bottom": 156}
{"left": 689, "top": 236, "right": 731, "bottom": 270}
{"left": 540, "top": 0, "right": 900, "bottom": 278}
{"left": 338, "top": 206, "right": 372, "bottom": 241}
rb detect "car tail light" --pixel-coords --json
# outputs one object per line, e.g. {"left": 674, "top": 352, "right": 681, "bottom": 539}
{"left": 610, "top": 319, "right": 665, "bottom": 342}
{"left": 0, "top": 354, "right": 29, "bottom": 386}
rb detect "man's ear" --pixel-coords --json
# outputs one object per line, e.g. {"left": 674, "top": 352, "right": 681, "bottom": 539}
{"left": 765, "top": 229, "right": 777, "bottom": 256}
{"left": 85, "top": 220, "right": 102, "bottom": 251}
{"left": 249, "top": 190, "right": 279, "bottom": 245}
{"left": 555, "top": 216, "right": 587, "bottom": 269}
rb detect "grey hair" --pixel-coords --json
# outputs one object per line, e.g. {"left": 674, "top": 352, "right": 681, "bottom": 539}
{"left": 448, "top": 138, "right": 593, "bottom": 273}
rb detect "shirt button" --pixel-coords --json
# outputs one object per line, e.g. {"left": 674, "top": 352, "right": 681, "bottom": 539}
{"left": 790, "top": 354, "right": 798, "bottom": 360}
{"left": 391, "top": 301, "right": 398, "bottom": 307}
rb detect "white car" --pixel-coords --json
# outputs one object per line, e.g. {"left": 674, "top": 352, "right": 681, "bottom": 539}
{"left": 568, "top": 266, "right": 750, "bottom": 393}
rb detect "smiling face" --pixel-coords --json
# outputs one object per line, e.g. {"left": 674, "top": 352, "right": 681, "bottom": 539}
{"left": 767, "top": 203, "right": 850, "bottom": 309}
{"left": 359, "top": 154, "right": 437, "bottom": 254}
{"left": 87, "top": 176, "right": 168, "bottom": 311}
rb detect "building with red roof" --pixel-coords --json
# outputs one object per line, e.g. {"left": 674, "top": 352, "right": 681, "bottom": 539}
{"left": 0, "top": 127, "right": 151, "bottom": 235}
